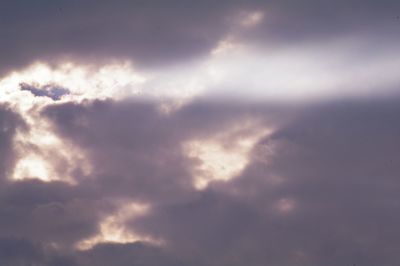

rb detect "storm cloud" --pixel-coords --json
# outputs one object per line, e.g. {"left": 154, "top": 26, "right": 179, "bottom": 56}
{"left": 1, "top": 1, "right": 400, "bottom": 265}
{"left": 1, "top": 0, "right": 400, "bottom": 75}
{"left": 0, "top": 97, "right": 399, "bottom": 265}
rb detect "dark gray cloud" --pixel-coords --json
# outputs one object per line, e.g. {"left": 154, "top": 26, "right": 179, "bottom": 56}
{"left": 1, "top": 0, "right": 399, "bottom": 75}
{"left": 0, "top": 237, "right": 46, "bottom": 266}
{"left": 1, "top": 97, "right": 400, "bottom": 265}
{"left": 0, "top": 179, "right": 110, "bottom": 248}
{"left": 42, "top": 99, "right": 283, "bottom": 205}
{"left": 35, "top": 98, "right": 400, "bottom": 265}
{"left": 2, "top": 0, "right": 400, "bottom": 264}
{"left": 77, "top": 242, "right": 185, "bottom": 266}
{"left": 244, "top": 0, "right": 400, "bottom": 44}
{"left": 0, "top": 0, "right": 239, "bottom": 74}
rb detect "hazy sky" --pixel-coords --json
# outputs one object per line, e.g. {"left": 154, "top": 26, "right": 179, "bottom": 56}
{"left": 1, "top": 1, "right": 400, "bottom": 266}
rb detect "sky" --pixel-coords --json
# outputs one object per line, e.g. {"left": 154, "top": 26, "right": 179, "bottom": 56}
{"left": 1, "top": 1, "right": 400, "bottom": 265}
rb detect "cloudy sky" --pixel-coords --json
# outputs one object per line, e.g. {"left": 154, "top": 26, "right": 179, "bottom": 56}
{"left": 1, "top": 1, "right": 400, "bottom": 265}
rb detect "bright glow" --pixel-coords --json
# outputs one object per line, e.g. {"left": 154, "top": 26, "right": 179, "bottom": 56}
{"left": 211, "top": 36, "right": 400, "bottom": 102}
{"left": 2, "top": 38, "right": 399, "bottom": 184}
{"left": 10, "top": 108, "right": 91, "bottom": 183}
{"left": 141, "top": 61, "right": 211, "bottom": 104}
{"left": 185, "top": 141, "right": 245, "bottom": 189}
{"left": 184, "top": 120, "right": 273, "bottom": 189}
{"left": 13, "top": 155, "right": 52, "bottom": 182}
{"left": 76, "top": 202, "right": 162, "bottom": 250}
{"left": 0, "top": 61, "right": 146, "bottom": 108}
{"left": 4, "top": 36, "right": 396, "bottom": 114}
{"left": 1, "top": 37, "right": 399, "bottom": 109}
{"left": 206, "top": 45, "right": 338, "bottom": 100}
{"left": 0, "top": 61, "right": 143, "bottom": 182}
{"left": 149, "top": 37, "right": 400, "bottom": 105}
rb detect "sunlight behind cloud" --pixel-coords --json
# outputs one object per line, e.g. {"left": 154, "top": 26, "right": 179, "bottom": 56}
{"left": 76, "top": 202, "right": 162, "bottom": 250}
{"left": 184, "top": 120, "right": 273, "bottom": 189}
{"left": 13, "top": 155, "right": 52, "bottom": 182}
{"left": 206, "top": 37, "right": 400, "bottom": 102}
{"left": 10, "top": 108, "right": 91, "bottom": 183}
{"left": 0, "top": 61, "right": 144, "bottom": 183}
{"left": 0, "top": 61, "right": 146, "bottom": 106}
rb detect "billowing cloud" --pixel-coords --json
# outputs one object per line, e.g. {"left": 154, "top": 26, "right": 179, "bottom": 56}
{"left": 0, "top": 0, "right": 239, "bottom": 75}
{"left": 1, "top": 1, "right": 400, "bottom": 101}
{"left": 1, "top": 1, "right": 400, "bottom": 265}
{"left": 0, "top": 95, "right": 400, "bottom": 265}
{"left": 129, "top": 98, "right": 400, "bottom": 266}
{"left": 1, "top": 0, "right": 399, "bottom": 74}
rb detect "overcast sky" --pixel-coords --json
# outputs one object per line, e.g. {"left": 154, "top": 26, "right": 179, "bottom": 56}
{"left": 1, "top": 1, "right": 400, "bottom": 266}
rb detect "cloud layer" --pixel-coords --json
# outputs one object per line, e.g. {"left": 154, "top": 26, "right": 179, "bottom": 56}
{"left": 0, "top": 96, "right": 399, "bottom": 265}
{"left": 1, "top": 1, "right": 400, "bottom": 265}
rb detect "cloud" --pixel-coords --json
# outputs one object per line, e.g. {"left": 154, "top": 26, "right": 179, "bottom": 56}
{"left": 0, "top": 0, "right": 242, "bottom": 75}
{"left": 0, "top": 105, "right": 26, "bottom": 182}
{"left": 0, "top": 237, "right": 47, "bottom": 266}
{"left": 1, "top": 0, "right": 399, "bottom": 78}
{"left": 128, "top": 98, "right": 400, "bottom": 266}
{"left": 41, "top": 99, "right": 281, "bottom": 202}
{"left": 0, "top": 179, "right": 109, "bottom": 248}
{"left": 77, "top": 242, "right": 184, "bottom": 266}
{"left": 1, "top": 96, "right": 400, "bottom": 265}
{"left": 1, "top": 1, "right": 400, "bottom": 265}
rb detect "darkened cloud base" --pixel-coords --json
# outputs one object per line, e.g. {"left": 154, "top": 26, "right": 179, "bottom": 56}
{"left": 1, "top": 0, "right": 400, "bottom": 74}
{"left": 1, "top": 98, "right": 400, "bottom": 265}
{"left": 1, "top": 1, "right": 400, "bottom": 266}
